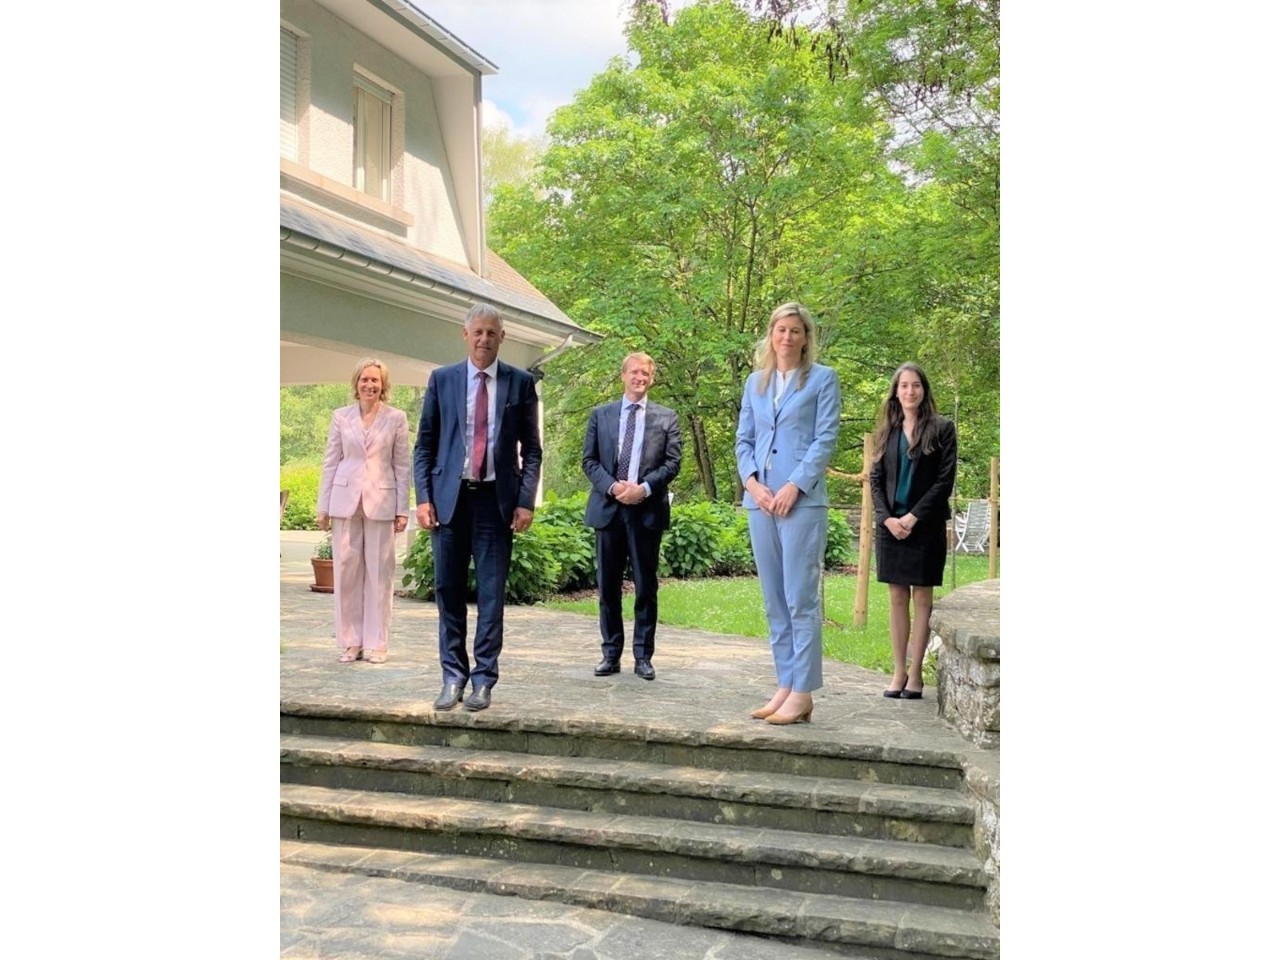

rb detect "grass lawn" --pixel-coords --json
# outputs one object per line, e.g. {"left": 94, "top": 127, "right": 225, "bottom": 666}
{"left": 539, "top": 553, "right": 997, "bottom": 681}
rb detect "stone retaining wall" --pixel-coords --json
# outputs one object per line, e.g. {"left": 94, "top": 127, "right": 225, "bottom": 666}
{"left": 932, "top": 578, "right": 999, "bottom": 749}
{"left": 930, "top": 578, "right": 1000, "bottom": 922}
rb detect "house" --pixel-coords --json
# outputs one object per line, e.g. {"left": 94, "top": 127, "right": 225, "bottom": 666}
{"left": 279, "top": 0, "right": 598, "bottom": 391}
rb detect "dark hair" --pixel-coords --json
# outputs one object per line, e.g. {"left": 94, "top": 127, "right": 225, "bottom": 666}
{"left": 871, "top": 362, "right": 944, "bottom": 462}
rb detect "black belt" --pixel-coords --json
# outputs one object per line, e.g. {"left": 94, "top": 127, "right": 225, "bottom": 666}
{"left": 463, "top": 479, "right": 496, "bottom": 491}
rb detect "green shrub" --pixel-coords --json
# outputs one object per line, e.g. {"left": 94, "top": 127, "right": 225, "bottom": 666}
{"left": 533, "top": 491, "right": 596, "bottom": 591}
{"left": 661, "top": 501, "right": 723, "bottom": 578}
{"left": 281, "top": 499, "right": 317, "bottom": 530}
{"left": 280, "top": 461, "right": 322, "bottom": 530}
{"left": 825, "top": 510, "right": 857, "bottom": 570}
{"left": 401, "top": 530, "right": 435, "bottom": 600}
{"left": 506, "top": 523, "right": 564, "bottom": 603}
{"left": 535, "top": 490, "right": 589, "bottom": 527}
{"left": 711, "top": 504, "right": 755, "bottom": 576}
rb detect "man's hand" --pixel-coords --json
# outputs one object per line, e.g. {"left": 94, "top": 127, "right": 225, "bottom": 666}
{"left": 512, "top": 506, "right": 534, "bottom": 533}
{"left": 416, "top": 503, "right": 437, "bottom": 529}
{"left": 614, "top": 481, "right": 646, "bottom": 505}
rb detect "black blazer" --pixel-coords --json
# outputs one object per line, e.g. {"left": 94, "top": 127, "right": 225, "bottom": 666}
{"left": 413, "top": 359, "right": 543, "bottom": 525}
{"left": 869, "top": 418, "right": 957, "bottom": 530}
{"left": 582, "top": 399, "right": 682, "bottom": 531}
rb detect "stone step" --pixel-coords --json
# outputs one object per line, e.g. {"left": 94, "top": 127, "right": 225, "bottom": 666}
{"left": 279, "top": 705, "right": 967, "bottom": 790}
{"left": 281, "top": 734, "right": 975, "bottom": 848}
{"left": 281, "top": 840, "right": 1000, "bottom": 960}
{"left": 280, "top": 784, "right": 987, "bottom": 912}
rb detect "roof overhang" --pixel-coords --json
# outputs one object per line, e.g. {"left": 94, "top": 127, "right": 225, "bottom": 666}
{"left": 311, "top": 0, "right": 499, "bottom": 78}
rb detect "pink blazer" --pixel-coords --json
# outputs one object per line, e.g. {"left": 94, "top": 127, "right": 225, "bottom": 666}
{"left": 317, "top": 404, "right": 411, "bottom": 521}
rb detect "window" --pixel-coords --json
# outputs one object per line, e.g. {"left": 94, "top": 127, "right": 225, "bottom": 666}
{"left": 353, "top": 74, "right": 392, "bottom": 201}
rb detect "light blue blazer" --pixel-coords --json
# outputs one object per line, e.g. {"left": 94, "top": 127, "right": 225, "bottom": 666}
{"left": 735, "top": 363, "right": 841, "bottom": 508}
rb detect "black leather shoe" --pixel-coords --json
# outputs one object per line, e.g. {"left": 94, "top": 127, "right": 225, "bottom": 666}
{"left": 901, "top": 688, "right": 924, "bottom": 700}
{"left": 434, "top": 683, "right": 464, "bottom": 711}
{"left": 463, "top": 684, "right": 492, "bottom": 711}
{"left": 634, "top": 659, "right": 656, "bottom": 681}
{"left": 594, "top": 659, "right": 621, "bottom": 676}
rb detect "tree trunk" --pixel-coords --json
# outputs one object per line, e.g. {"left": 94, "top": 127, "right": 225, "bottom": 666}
{"left": 689, "top": 413, "right": 718, "bottom": 501}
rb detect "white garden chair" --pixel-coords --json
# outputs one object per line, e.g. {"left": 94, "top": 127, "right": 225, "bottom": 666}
{"left": 954, "top": 499, "right": 991, "bottom": 554}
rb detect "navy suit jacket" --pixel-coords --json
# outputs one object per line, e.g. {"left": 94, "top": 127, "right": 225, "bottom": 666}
{"left": 582, "top": 400, "right": 682, "bottom": 531}
{"left": 414, "top": 360, "right": 542, "bottom": 525}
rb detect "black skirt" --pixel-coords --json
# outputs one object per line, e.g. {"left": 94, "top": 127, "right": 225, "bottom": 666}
{"left": 875, "top": 523, "right": 947, "bottom": 586}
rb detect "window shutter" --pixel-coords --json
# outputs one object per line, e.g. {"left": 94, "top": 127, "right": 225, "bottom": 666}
{"left": 280, "top": 27, "right": 298, "bottom": 160}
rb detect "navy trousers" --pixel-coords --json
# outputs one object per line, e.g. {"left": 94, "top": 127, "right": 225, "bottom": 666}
{"left": 595, "top": 508, "right": 662, "bottom": 663}
{"left": 432, "top": 482, "right": 512, "bottom": 688}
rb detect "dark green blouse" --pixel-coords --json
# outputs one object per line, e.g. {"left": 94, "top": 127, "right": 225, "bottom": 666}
{"left": 892, "top": 430, "right": 916, "bottom": 517}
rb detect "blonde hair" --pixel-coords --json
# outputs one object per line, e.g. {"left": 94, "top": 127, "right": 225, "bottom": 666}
{"left": 620, "top": 351, "right": 656, "bottom": 377}
{"left": 350, "top": 357, "right": 392, "bottom": 401}
{"left": 754, "top": 302, "right": 817, "bottom": 394}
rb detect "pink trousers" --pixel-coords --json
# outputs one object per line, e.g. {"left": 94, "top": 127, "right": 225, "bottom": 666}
{"left": 331, "top": 501, "right": 396, "bottom": 651}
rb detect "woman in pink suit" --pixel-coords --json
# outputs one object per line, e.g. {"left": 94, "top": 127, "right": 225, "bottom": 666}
{"left": 316, "top": 358, "right": 410, "bottom": 663}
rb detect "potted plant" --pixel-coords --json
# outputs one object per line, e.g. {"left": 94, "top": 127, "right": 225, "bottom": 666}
{"left": 311, "top": 535, "right": 334, "bottom": 594}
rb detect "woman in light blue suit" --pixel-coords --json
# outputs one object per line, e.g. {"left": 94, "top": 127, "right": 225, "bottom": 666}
{"left": 735, "top": 302, "right": 841, "bottom": 725}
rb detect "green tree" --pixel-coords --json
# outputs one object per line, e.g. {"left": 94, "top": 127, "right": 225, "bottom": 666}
{"left": 491, "top": 0, "right": 901, "bottom": 501}
{"left": 482, "top": 123, "right": 546, "bottom": 208}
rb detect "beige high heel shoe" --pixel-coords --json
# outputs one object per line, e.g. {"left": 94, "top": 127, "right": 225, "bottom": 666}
{"left": 765, "top": 695, "right": 814, "bottom": 725}
{"left": 750, "top": 689, "right": 790, "bottom": 720}
{"left": 338, "top": 647, "right": 361, "bottom": 663}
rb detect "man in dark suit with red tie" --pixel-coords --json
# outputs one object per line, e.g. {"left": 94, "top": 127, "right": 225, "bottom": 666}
{"left": 582, "top": 352, "right": 683, "bottom": 681}
{"left": 414, "top": 303, "right": 542, "bottom": 712}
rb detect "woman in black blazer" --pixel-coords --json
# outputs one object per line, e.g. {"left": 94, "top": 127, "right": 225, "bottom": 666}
{"left": 868, "top": 363, "right": 957, "bottom": 700}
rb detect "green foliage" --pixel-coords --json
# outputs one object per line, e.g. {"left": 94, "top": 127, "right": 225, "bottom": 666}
{"left": 400, "top": 530, "right": 435, "bottom": 601}
{"left": 488, "top": 0, "right": 999, "bottom": 504}
{"left": 280, "top": 461, "right": 321, "bottom": 529}
{"left": 661, "top": 501, "right": 725, "bottom": 578}
{"left": 707, "top": 501, "right": 755, "bottom": 576}
{"left": 533, "top": 492, "right": 597, "bottom": 592}
{"left": 824, "top": 510, "right": 856, "bottom": 570}
{"left": 506, "top": 524, "right": 565, "bottom": 604}
{"left": 482, "top": 124, "right": 546, "bottom": 208}
{"left": 314, "top": 535, "right": 333, "bottom": 560}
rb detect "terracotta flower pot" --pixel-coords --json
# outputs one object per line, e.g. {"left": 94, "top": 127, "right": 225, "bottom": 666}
{"left": 310, "top": 558, "right": 334, "bottom": 593}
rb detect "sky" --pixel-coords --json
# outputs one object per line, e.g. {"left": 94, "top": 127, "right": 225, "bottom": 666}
{"left": 422, "top": 0, "right": 655, "bottom": 137}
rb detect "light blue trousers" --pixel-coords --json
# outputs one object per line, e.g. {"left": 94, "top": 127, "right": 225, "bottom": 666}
{"left": 747, "top": 505, "right": 827, "bottom": 693}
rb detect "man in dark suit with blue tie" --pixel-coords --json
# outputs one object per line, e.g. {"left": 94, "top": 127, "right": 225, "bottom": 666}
{"left": 414, "top": 303, "right": 542, "bottom": 712}
{"left": 582, "top": 352, "right": 682, "bottom": 681}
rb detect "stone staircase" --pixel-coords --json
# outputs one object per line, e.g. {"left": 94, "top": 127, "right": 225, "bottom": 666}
{"left": 280, "top": 707, "right": 999, "bottom": 959}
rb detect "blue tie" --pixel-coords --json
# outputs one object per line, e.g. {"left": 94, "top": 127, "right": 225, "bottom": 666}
{"left": 617, "top": 403, "right": 639, "bottom": 482}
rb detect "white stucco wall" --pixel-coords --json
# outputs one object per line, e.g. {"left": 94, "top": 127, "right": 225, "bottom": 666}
{"left": 281, "top": 0, "right": 470, "bottom": 265}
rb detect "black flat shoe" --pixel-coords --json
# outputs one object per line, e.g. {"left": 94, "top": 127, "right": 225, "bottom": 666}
{"left": 634, "top": 659, "right": 656, "bottom": 681}
{"left": 463, "top": 684, "right": 492, "bottom": 711}
{"left": 883, "top": 688, "right": 903, "bottom": 699}
{"left": 433, "top": 683, "right": 464, "bottom": 711}
{"left": 594, "top": 658, "right": 621, "bottom": 676}
{"left": 901, "top": 688, "right": 924, "bottom": 700}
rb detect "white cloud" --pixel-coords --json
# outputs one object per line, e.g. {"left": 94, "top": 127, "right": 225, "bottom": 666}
{"left": 424, "top": 0, "right": 633, "bottom": 135}
{"left": 481, "top": 99, "right": 517, "bottom": 133}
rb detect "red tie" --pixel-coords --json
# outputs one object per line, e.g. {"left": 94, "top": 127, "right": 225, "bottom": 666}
{"left": 472, "top": 371, "right": 489, "bottom": 480}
